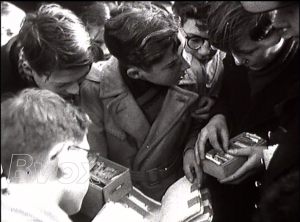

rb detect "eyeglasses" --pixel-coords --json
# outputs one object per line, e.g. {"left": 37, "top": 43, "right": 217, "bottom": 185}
{"left": 186, "top": 35, "right": 210, "bottom": 50}
{"left": 68, "top": 145, "right": 90, "bottom": 157}
{"left": 179, "top": 28, "right": 211, "bottom": 50}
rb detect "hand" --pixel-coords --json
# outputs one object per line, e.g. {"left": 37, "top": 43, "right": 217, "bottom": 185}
{"left": 183, "top": 148, "right": 203, "bottom": 188}
{"left": 195, "top": 114, "right": 229, "bottom": 165}
{"left": 220, "top": 146, "right": 266, "bottom": 184}
{"left": 191, "top": 96, "right": 215, "bottom": 120}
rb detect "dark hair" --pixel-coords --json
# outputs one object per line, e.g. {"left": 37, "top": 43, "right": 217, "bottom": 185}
{"left": 1, "top": 88, "right": 91, "bottom": 176}
{"left": 104, "top": 4, "right": 180, "bottom": 70}
{"left": 18, "top": 3, "right": 92, "bottom": 76}
{"left": 172, "top": 1, "right": 211, "bottom": 27}
{"left": 80, "top": 2, "right": 110, "bottom": 27}
{"left": 207, "top": 1, "right": 275, "bottom": 52}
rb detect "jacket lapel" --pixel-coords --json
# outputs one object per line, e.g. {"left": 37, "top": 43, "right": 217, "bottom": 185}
{"left": 134, "top": 85, "right": 198, "bottom": 166}
{"left": 96, "top": 57, "right": 151, "bottom": 148}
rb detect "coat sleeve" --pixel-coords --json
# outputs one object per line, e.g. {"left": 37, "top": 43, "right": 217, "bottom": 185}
{"left": 78, "top": 80, "right": 108, "bottom": 157}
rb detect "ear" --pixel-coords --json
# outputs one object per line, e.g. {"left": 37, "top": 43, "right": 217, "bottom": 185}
{"left": 48, "top": 143, "right": 72, "bottom": 179}
{"left": 21, "top": 60, "right": 35, "bottom": 77}
{"left": 126, "top": 66, "right": 144, "bottom": 80}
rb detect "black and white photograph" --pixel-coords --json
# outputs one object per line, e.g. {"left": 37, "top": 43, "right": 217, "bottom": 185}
{"left": 1, "top": 1, "right": 299, "bottom": 222}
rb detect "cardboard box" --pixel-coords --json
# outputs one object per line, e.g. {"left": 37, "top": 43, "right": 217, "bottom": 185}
{"left": 80, "top": 156, "right": 132, "bottom": 219}
{"left": 202, "top": 132, "right": 266, "bottom": 180}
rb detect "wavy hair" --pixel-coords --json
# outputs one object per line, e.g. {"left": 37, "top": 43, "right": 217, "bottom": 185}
{"left": 18, "top": 3, "right": 92, "bottom": 76}
{"left": 104, "top": 4, "right": 180, "bottom": 70}
{"left": 207, "top": 1, "right": 276, "bottom": 52}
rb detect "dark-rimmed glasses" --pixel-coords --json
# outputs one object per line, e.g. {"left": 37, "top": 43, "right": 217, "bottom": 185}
{"left": 179, "top": 28, "right": 211, "bottom": 50}
{"left": 68, "top": 145, "right": 90, "bottom": 157}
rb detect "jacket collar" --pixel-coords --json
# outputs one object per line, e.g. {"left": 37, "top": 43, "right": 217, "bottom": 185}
{"left": 86, "top": 56, "right": 128, "bottom": 98}
{"left": 85, "top": 56, "right": 198, "bottom": 149}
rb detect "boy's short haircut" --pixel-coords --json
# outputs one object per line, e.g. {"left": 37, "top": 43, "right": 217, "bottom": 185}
{"left": 104, "top": 4, "right": 180, "bottom": 70}
{"left": 17, "top": 3, "right": 92, "bottom": 76}
{"left": 172, "top": 1, "right": 211, "bottom": 27}
{"left": 1, "top": 88, "right": 91, "bottom": 176}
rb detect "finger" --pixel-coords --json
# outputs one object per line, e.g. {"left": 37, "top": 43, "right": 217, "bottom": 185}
{"left": 193, "top": 165, "right": 203, "bottom": 188}
{"left": 194, "top": 106, "right": 210, "bottom": 114}
{"left": 198, "top": 130, "right": 209, "bottom": 162}
{"left": 194, "top": 113, "right": 210, "bottom": 120}
{"left": 220, "top": 160, "right": 252, "bottom": 183}
{"left": 184, "top": 165, "right": 195, "bottom": 183}
{"left": 220, "top": 128, "right": 229, "bottom": 152}
{"left": 195, "top": 133, "right": 202, "bottom": 165}
{"left": 220, "top": 170, "right": 253, "bottom": 184}
{"left": 198, "top": 97, "right": 208, "bottom": 107}
{"left": 227, "top": 147, "right": 252, "bottom": 156}
{"left": 191, "top": 113, "right": 205, "bottom": 120}
{"left": 208, "top": 129, "right": 224, "bottom": 154}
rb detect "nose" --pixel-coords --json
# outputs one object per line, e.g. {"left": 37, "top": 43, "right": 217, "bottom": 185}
{"left": 197, "top": 40, "right": 211, "bottom": 56}
{"left": 66, "top": 83, "right": 80, "bottom": 95}
{"left": 100, "top": 44, "right": 110, "bottom": 57}
{"left": 232, "top": 53, "right": 248, "bottom": 66}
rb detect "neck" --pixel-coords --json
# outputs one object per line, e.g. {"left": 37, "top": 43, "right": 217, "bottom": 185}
{"left": 7, "top": 181, "right": 61, "bottom": 204}
{"left": 119, "top": 63, "right": 160, "bottom": 98}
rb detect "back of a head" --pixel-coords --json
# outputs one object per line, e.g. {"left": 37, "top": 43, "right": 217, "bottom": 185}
{"left": 1, "top": 88, "right": 91, "bottom": 178}
{"left": 172, "top": 1, "right": 211, "bottom": 26}
{"left": 207, "top": 1, "right": 276, "bottom": 52}
{"left": 17, "top": 3, "right": 92, "bottom": 76}
{"left": 1, "top": 1, "right": 26, "bottom": 46}
{"left": 104, "top": 4, "right": 180, "bottom": 70}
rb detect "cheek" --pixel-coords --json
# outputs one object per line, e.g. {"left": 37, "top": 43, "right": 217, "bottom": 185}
{"left": 184, "top": 46, "right": 195, "bottom": 56}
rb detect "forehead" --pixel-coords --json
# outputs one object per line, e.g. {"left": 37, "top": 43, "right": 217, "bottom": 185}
{"left": 48, "top": 65, "right": 90, "bottom": 84}
{"left": 183, "top": 18, "right": 208, "bottom": 37}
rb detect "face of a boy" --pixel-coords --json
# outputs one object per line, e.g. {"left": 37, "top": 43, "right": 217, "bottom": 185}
{"left": 230, "top": 31, "right": 284, "bottom": 71}
{"left": 33, "top": 64, "right": 90, "bottom": 99}
{"left": 138, "top": 44, "right": 190, "bottom": 86}
{"left": 182, "top": 18, "right": 217, "bottom": 62}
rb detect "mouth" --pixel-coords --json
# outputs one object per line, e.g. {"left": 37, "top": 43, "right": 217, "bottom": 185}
{"left": 177, "top": 72, "right": 186, "bottom": 83}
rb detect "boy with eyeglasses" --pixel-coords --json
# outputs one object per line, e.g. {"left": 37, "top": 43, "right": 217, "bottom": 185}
{"left": 1, "top": 88, "right": 92, "bottom": 221}
{"left": 173, "top": 1, "right": 226, "bottom": 122}
{"left": 173, "top": 1, "right": 227, "bottom": 185}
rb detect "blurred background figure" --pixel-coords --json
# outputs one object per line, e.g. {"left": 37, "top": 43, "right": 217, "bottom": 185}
{"left": 80, "top": 2, "right": 111, "bottom": 62}
{"left": 1, "top": 1, "right": 26, "bottom": 46}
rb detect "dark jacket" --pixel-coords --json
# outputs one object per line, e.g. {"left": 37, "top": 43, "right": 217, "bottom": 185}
{"left": 212, "top": 38, "right": 299, "bottom": 140}
{"left": 205, "top": 38, "right": 299, "bottom": 222}
{"left": 78, "top": 56, "right": 201, "bottom": 200}
{"left": 254, "top": 82, "right": 299, "bottom": 222}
